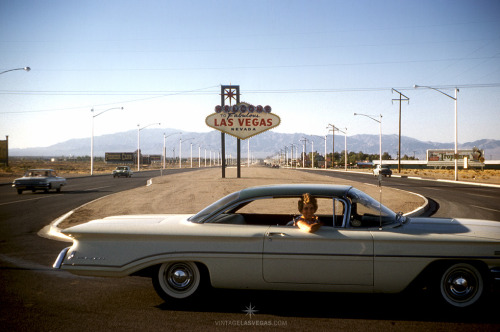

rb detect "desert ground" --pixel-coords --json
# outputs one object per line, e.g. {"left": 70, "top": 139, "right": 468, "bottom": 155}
{"left": 57, "top": 166, "right": 426, "bottom": 228}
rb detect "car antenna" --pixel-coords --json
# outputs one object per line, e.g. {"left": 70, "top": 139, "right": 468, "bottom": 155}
{"left": 378, "top": 173, "right": 383, "bottom": 230}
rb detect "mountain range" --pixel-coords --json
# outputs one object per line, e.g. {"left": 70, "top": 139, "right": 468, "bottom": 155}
{"left": 9, "top": 128, "right": 500, "bottom": 161}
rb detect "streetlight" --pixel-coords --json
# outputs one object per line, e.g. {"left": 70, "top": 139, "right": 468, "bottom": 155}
{"left": 137, "top": 123, "right": 161, "bottom": 171}
{"left": 300, "top": 137, "right": 308, "bottom": 168}
{"left": 163, "top": 132, "right": 182, "bottom": 170}
{"left": 326, "top": 124, "right": 336, "bottom": 168}
{"left": 290, "top": 143, "right": 297, "bottom": 168}
{"left": 310, "top": 135, "right": 325, "bottom": 169}
{"left": 0, "top": 67, "right": 30, "bottom": 75}
{"left": 414, "top": 84, "right": 459, "bottom": 181}
{"left": 90, "top": 107, "right": 123, "bottom": 175}
{"left": 354, "top": 113, "right": 382, "bottom": 167}
{"left": 179, "top": 137, "right": 194, "bottom": 168}
{"left": 1, "top": 67, "right": 30, "bottom": 167}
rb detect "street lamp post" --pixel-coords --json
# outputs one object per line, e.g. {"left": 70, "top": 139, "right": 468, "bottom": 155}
{"left": 137, "top": 123, "right": 161, "bottom": 172}
{"left": 336, "top": 127, "right": 348, "bottom": 171}
{"left": 162, "top": 132, "right": 182, "bottom": 170}
{"left": 0, "top": 67, "right": 30, "bottom": 75}
{"left": 1, "top": 67, "right": 30, "bottom": 168}
{"left": 414, "top": 85, "right": 459, "bottom": 181}
{"left": 179, "top": 138, "right": 194, "bottom": 168}
{"left": 354, "top": 113, "right": 382, "bottom": 167}
{"left": 90, "top": 107, "right": 123, "bottom": 175}
{"left": 300, "top": 137, "right": 308, "bottom": 168}
{"left": 290, "top": 143, "right": 298, "bottom": 168}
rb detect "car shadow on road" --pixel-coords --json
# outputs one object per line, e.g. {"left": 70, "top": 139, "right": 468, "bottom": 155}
{"left": 156, "top": 289, "right": 500, "bottom": 324}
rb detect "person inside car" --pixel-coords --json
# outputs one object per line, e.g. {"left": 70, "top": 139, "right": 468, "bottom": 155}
{"left": 295, "top": 193, "right": 322, "bottom": 233}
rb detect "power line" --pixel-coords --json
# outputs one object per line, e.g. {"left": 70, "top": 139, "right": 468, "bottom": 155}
{"left": 1, "top": 83, "right": 499, "bottom": 114}
{"left": 2, "top": 83, "right": 499, "bottom": 97}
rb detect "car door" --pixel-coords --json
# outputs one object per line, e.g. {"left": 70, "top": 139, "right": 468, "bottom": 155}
{"left": 263, "top": 225, "right": 374, "bottom": 285}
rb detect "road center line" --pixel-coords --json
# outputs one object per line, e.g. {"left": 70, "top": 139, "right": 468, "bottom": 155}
{"left": 470, "top": 205, "right": 500, "bottom": 213}
{"left": 0, "top": 194, "right": 63, "bottom": 206}
{"left": 0, "top": 186, "right": 111, "bottom": 206}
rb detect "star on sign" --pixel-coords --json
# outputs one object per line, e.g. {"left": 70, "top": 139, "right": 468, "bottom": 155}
{"left": 223, "top": 88, "right": 238, "bottom": 105}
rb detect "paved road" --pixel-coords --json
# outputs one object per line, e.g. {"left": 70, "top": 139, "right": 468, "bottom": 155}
{"left": 1, "top": 168, "right": 499, "bottom": 331}
{"left": 299, "top": 169, "right": 500, "bottom": 221}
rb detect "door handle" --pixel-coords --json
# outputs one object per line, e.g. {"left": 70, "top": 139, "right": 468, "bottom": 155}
{"left": 267, "top": 232, "right": 288, "bottom": 237}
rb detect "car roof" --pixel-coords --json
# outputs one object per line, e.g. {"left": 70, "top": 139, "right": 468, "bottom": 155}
{"left": 26, "top": 169, "right": 55, "bottom": 172}
{"left": 238, "top": 184, "right": 352, "bottom": 199}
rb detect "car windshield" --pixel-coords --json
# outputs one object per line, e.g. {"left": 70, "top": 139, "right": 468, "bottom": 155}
{"left": 346, "top": 188, "right": 397, "bottom": 227}
{"left": 25, "top": 170, "right": 51, "bottom": 177}
{"left": 189, "top": 191, "right": 240, "bottom": 223}
{"left": 117, "top": 167, "right": 127, "bottom": 170}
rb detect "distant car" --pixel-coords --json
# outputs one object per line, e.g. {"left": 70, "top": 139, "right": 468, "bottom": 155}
{"left": 373, "top": 164, "right": 392, "bottom": 177}
{"left": 113, "top": 166, "right": 133, "bottom": 178}
{"left": 54, "top": 184, "right": 500, "bottom": 308}
{"left": 12, "top": 169, "right": 67, "bottom": 194}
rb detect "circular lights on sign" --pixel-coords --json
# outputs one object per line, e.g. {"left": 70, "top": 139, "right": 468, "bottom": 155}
{"left": 214, "top": 104, "right": 272, "bottom": 114}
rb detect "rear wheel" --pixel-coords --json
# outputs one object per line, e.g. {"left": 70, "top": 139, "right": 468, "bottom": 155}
{"left": 439, "top": 263, "right": 484, "bottom": 308}
{"left": 152, "top": 262, "right": 203, "bottom": 303}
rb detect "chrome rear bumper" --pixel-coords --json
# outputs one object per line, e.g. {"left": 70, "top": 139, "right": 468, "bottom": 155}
{"left": 53, "top": 247, "right": 70, "bottom": 269}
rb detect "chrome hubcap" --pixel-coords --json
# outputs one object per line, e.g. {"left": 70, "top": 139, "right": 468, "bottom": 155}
{"left": 444, "top": 269, "right": 477, "bottom": 302}
{"left": 166, "top": 264, "right": 193, "bottom": 291}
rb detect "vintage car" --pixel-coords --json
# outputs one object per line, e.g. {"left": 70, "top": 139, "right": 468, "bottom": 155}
{"left": 373, "top": 164, "right": 392, "bottom": 177}
{"left": 53, "top": 184, "right": 500, "bottom": 308}
{"left": 112, "top": 166, "right": 133, "bottom": 178}
{"left": 13, "top": 169, "right": 67, "bottom": 194}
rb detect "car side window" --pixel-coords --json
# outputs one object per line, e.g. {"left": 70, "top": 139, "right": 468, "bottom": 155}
{"left": 333, "top": 199, "right": 346, "bottom": 227}
{"left": 234, "top": 197, "right": 336, "bottom": 227}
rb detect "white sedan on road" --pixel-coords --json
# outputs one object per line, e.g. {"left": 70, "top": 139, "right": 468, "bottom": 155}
{"left": 13, "top": 169, "right": 67, "bottom": 194}
{"left": 54, "top": 184, "right": 500, "bottom": 309}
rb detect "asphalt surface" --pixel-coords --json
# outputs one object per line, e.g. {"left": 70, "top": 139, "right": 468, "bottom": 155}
{"left": 1, "top": 167, "right": 499, "bottom": 331}
{"left": 301, "top": 169, "right": 500, "bottom": 221}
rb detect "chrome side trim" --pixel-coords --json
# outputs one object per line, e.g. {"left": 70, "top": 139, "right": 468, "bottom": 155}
{"left": 53, "top": 247, "right": 70, "bottom": 269}
{"left": 491, "top": 267, "right": 500, "bottom": 281}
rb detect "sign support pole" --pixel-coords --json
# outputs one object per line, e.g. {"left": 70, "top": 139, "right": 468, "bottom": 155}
{"left": 236, "top": 89, "right": 241, "bottom": 178}
{"left": 221, "top": 132, "right": 225, "bottom": 178}
{"left": 220, "top": 85, "right": 240, "bottom": 178}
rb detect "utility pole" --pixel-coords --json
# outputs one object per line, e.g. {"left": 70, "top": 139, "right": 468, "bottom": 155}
{"left": 300, "top": 137, "right": 308, "bottom": 168}
{"left": 327, "top": 124, "right": 337, "bottom": 168}
{"left": 392, "top": 89, "right": 409, "bottom": 173}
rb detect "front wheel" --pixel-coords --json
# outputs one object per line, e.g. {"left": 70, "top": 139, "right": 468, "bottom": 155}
{"left": 439, "top": 263, "right": 484, "bottom": 308}
{"left": 152, "top": 262, "right": 203, "bottom": 303}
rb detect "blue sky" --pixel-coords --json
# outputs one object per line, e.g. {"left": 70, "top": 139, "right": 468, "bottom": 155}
{"left": 1, "top": 0, "right": 499, "bottom": 150}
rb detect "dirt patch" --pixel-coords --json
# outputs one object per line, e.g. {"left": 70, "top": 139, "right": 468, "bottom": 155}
{"left": 58, "top": 167, "right": 424, "bottom": 228}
